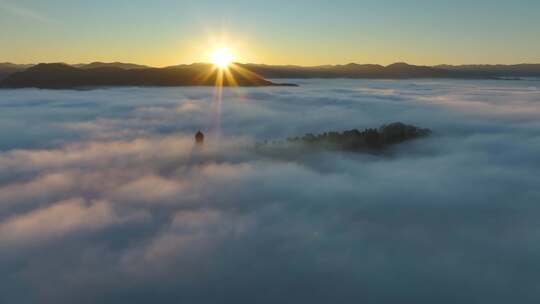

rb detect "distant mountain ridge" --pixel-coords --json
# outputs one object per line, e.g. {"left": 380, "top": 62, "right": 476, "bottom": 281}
{"left": 0, "top": 63, "right": 288, "bottom": 89}
{"left": 74, "top": 62, "right": 150, "bottom": 70}
{"left": 0, "top": 63, "right": 34, "bottom": 81}
{"left": 237, "top": 62, "right": 540, "bottom": 79}
{"left": 2, "top": 61, "right": 540, "bottom": 88}
{"left": 435, "top": 64, "right": 540, "bottom": 77}
{"left": 236, "top": 62, "right": 484, "bottom": 79}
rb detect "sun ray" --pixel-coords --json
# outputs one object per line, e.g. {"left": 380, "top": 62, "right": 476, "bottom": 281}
{"left": 228, "top": 63, "right": 266, "bottom": 85}
{"left": 211, "top": 67, "right": 225, "bottom": 139}
{"left": 194, "top": 65, "right": 218, "bottom": 84}
{"left": 223, "top": 67, "right": 239, "bottom": 87}
{"left": 196, "top": 43, "right": 264, "bottom": 140}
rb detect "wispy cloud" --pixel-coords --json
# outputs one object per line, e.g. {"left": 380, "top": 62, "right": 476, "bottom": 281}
{"left": 0, "top": 0, "right": 55, "bottom": 23}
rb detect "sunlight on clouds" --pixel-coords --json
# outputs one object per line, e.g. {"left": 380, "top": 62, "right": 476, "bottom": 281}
{"left": 0, "top": 199, "right": 123, "bottom": 245}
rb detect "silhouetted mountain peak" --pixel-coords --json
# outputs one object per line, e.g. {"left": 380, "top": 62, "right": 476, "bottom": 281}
{"left": 387, "top": 62, "right": 411, "bottom": 68}
{"left": 76, "top": 62, "right": 150, "bottom": 69}
{"left": 0, "top": 63, "right": 34, "bottom": 81}
{"left": 23, "top": 63, "right": 81, "bottom": 76}
{"left": 0, "top": 62, "right": 32, "bottom": 68}
{"left": 30, "top": 63, "right": 76, "bottom": 70}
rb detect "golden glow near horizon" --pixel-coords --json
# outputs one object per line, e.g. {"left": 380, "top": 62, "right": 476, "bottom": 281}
{"left": 210, "top": 47, "right": 235, "bottom": 68}
{"left": 1, "top": 1, "right": 539, "bottom": 67}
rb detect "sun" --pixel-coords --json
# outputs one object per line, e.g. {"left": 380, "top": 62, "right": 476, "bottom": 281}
{"left": 210, "top": 47, "right": 235, "bottom": 68}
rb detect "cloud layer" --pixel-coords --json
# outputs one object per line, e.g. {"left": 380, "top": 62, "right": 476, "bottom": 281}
{"left": 0, "top": 79, "right": 539, "bottom": 303}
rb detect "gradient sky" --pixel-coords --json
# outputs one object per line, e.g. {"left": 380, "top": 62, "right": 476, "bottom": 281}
{"left": 1, "top": 0, "right": 539, "bottom": 66}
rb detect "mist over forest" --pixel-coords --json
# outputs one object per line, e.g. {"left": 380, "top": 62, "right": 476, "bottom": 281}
{"left": 0, "top": 79, "right": 539, "bottom": 303}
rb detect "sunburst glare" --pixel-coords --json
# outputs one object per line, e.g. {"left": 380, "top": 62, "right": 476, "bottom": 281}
{"left": 210, "top": 47, "right": 235, "bottom": 68}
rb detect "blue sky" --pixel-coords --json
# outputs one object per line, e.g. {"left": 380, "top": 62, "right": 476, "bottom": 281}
{"left": 1, "top": 0, "right": 539, "bottom": 65}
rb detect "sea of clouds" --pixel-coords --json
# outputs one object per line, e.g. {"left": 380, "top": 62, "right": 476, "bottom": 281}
{"left": 0, "top": 79, "right": 539, "bottom": 303}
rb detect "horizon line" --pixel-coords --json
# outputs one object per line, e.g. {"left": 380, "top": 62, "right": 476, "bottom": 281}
{"left": 3, "top": 61, "right": 540, "bottom": 68}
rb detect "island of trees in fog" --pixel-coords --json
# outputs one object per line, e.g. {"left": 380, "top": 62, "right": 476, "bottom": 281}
{"left": 257, "top": 122, "right": 431, "bottom": 154}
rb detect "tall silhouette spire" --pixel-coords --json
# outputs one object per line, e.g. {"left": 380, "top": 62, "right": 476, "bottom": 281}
{"left": 195, "top": 131, "right": 204, "bottom": 145}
